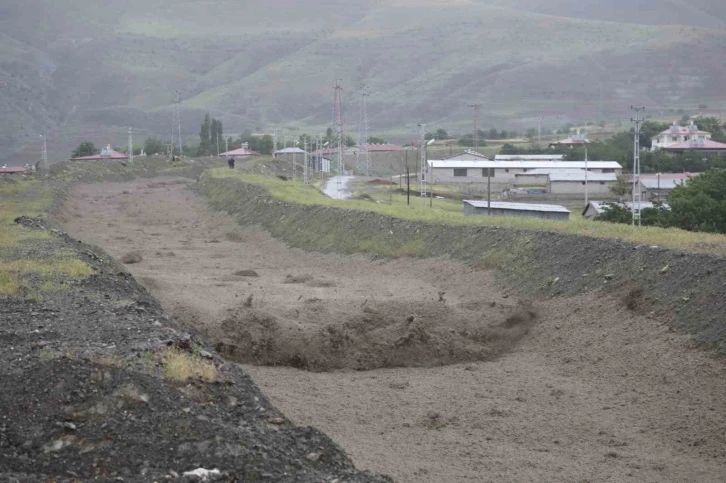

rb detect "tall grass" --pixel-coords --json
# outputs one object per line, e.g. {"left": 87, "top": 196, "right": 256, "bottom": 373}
{"left": 209, "top": 169, "right": 726, "bottom": 255}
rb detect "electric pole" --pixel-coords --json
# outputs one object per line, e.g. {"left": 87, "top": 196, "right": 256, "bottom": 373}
{"left": 537, "top": 117, "right": 542, "bottom": 146}
{"left": 469, "top": 104, "right": 482, "bottom": 152}
{"left": 333, "top": 79, "right": 345, "bottom": 196}
{"left": 418, "top": 123, "right": 427, "bottom": 200}
{"left": 40, "top": 134, "right": 48, "bottom": 173}
{"left": 304, "top": 139, "right": 309, "bottom": 184}
{"left": 357, "top": 85, "right": 371, "bottom": 176}
{"left": 631, "top": 106, "right": 645, "bottom": 226}
{"left": 172, "top": 91, "right": 182, "bottom": 156}
{"left": 128, "top": 128, "right": 134, "bottom": 164}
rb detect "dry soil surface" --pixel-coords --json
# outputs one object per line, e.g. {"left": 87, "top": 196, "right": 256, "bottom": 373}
{"left": 61, "top": 178, "right": 726, "bottom": 483}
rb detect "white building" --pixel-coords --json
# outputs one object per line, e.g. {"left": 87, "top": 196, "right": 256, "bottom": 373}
{"left": 463, "top": 200, "right": 571, "bottom": 220}
{"left": 651, "top": 121, "right": 711, "bottom": 151}
{"left": 547, "top": 171, "right": 617, "bottom": 196}
{"left": 427, "top": 160, "right": 622, "bottom": 185}
{"left": 495, "top": 154, "right": 564, "bottom": 161}
{"left": 446, "top": 150, "right": 490, "bottom": 161}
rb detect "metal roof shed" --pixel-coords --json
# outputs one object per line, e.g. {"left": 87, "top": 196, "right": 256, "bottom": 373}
{"left": 463, "top": 200, "right": 571, "bottom": 220}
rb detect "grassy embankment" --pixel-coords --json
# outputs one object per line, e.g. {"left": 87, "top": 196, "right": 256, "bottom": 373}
{"left": 209, "top": 168, "right": 726, "bottom": 256}
{"left": 0, "top": 179, "right": 92, "bottom": 297}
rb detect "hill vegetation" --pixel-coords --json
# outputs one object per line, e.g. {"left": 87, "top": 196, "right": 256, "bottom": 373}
{"left": 2, "top": 0, "right": 726, "bottom": 162}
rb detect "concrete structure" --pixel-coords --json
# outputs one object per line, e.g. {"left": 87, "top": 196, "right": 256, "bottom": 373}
{"left": 495, "top": 154, "right": 564, "bottom": 161}
{"left": 219, "top": 147, "right": 260, "bottom": 159}
{"left": 583, "top": 201, "right": 669, "bottom": 220}
{"left": 628, "top": 172, "right": 699, "bottom": 200}
{"left": 346, "top": 143, "right": 403, "bottom": 155}
{"left": 71, "top": 145, "right": 128, "bottom": 161}
{"left": 274, "top": 147, "right": 308, "bottom": 164}
{"left": 651, "top": 121, "right": 711, "bottom": 151}
{"left": 446, "top": 150, "right": 490, "bottom": 161}
{"left": 547, "top": 171, "right": 617, "bottom": 196}
{"left": 463, "top": 200, "right": 570, "bottom": 220}
{"left": 661, "top": 138, "right": 726, "bottom": 155}
{"left": 427, "top": 160, "right": 622, "bottom": 185}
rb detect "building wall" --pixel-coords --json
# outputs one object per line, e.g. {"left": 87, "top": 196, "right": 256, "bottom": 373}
{"left": 652, "top": 132, "right": 711, "bottom": 150}
{"left": 464, "top": 204, "right": 569, "bottom": 220}
{"left": 549, "top": 180, "right": 615, "bottom": 195}
{"left": 430, "top": 167, "right": 621, "bottom": 185}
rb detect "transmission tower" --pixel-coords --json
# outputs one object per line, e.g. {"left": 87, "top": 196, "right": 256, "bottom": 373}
{"left": 40, "top": 134, "right": 48, "bottom": 173}
{"left": 469, "top": 103, "right": 482, "bottom": 152}
{"left": 631, "top": 106, "right": 645, "bottom": 226}
{"left": 333, "top": 80, "right": 345, "bottom": 196}
{"left": 171, "top": 91, "right": 182, "bottom": 156}
{"left": 419, "top": 123, "right": 427, "bottom": 199}
{"left": 357, "top": 85, "right": 372, "bottom": 176}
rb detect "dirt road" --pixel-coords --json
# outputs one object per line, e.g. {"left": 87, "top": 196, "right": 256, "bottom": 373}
{"left": 61, "top": 178, "right": 726, "bottom": 483}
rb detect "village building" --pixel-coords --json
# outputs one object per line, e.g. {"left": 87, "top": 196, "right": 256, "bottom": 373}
{"left": 583, "top": 201, "right": 670, "bottom": 220}
{"left": 549, "top": 130, "right": 589, "bottom": 148}
{"left": 219, "top": 147, "right": 260, "bottom": 159}
{"left": 463, "top": 200, "right": 571, "bottom": 220}
{"left": 661, "top": 138, "right": 726, "bottom": 156}
{"left": 445, "top": 150, "right": 490, "bottom": 161}
{"left": 273, "top": 147, "right": 308, "bottom": 164}
{"left": 345, "top": 143, "right": 403, "bottom": 156}
{"left": 629, "top": 172, "right": 699, "bottom": 200}
{"left": 495, "top": 154, "right": 564, "bottom": 161}
{"left": 71, "top": 145, "right": 128, "bottom": 161}
{"left": 426, "top": 160, "right": 622, "bottom": 185}
{"left": 0, "top": 166, "right": 30, "bottom": 175}
{"left": 651, "top": 121, "right": 711, "bottom": 151}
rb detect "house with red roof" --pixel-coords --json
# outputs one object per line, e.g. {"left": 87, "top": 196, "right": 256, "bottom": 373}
{"left": 661, "top": 138, "right": 726, "bottom": 156}
{"left": 651, "top": 121, "right": 712, "bottom": 151}
{"left": 549, "top": 130, "right": 589, "bottom": 148}
{"left": 71, "top": 145, "right": 129, "bottom": 161}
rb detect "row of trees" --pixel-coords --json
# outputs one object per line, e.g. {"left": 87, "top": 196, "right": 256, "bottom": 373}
{"left": 597, "top": 169, "right": 726, "bottom": 234}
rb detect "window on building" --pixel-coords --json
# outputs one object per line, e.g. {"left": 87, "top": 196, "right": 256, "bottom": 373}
{"left": 505, "top": 169, "right": 510, "bottom": 173}
{"left": 672, "top": 136, "right": 677, "bottom": 142}
{"left": 600, "top": 182, "right": 605, "bottom": 185}
{"left": 581, "top": 181, "right": 586, "bottom": 185}
{"left": 602, "top": 168, "right": 614, "bottom": 173}
{"left": 454, "top": 168, "right": 468, "bottom": 177}
{"left": 482, "top": 168, "right": 495, "bottom": 177}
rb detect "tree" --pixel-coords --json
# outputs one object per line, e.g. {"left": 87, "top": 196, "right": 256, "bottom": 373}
{"left": 526, "top": 128, "right": 537, "bottom": 140}
{"left": 199, "top": 113, "right": 212, "bottom": 155}
{"left": 144, "top": 137, "right": 166, "bottom": 155}
{"left": 368, "top": 136, "right": 386, "bottom": 144}
{"left": 72, "top": 142, "right": 97, "bottom": 158}
{"left": 609, "top": 174, "right": 631, "bottom": 201}
{"left": 668, "top": 169, "right": 726, "bottom": 233}
{"left": 435, "top": 128, "right": 448, "bottom": 140}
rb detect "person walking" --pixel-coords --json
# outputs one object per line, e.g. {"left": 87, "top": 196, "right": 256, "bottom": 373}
{"left": 228, "top": 157, "right": 235, "bottom": 169}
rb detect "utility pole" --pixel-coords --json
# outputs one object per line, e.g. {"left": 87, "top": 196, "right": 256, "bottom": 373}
{"left": 225, "top": 136, "right": 229, "bottom": 154}
{"left": 40, "top": 134, "right": 48, "bottom": 173}
{"left": 357, "top": 85, "right": 371, "bottom": 176}
{"left": 537, "top": 117, "right": 543, "bottom": 146}
{"left": 333, "top": 79, "right": 345, "bottom": 196}
{"left": 631, "top": 106, "right": 646, "bottom": 226}
{"left": 418, "top": 123, "right": 427, "bottom": 200}
{"left": 128, "top": 128, "right": 134, "bottom": 164}
{"left": 469, "top": 104, "right": 482, "bottom": 152}
{"left": 216, "top": 133, "right": 220, "bottom": 156}
{"left": 172, "top": 91, "right": 182, "bottom": 157}
{"left": 584, "top": 146, "right": 588, "bottom": 206}
{"left": 273, "top": 127, "right": 278, "bottom": 153}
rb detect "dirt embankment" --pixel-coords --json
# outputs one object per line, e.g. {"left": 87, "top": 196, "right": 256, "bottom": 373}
{"left": 2, "top": 175, "right": 389, "bottom": 482}
{"left": 195, "top": 176, "right": 726, "bottom": 354}
{"left": 59, "top": 177, "right": 726, "bottom": 483}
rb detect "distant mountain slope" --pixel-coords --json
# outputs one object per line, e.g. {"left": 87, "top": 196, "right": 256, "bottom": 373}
{"left": 2, "top": 0, "right": 726, "bottom": 162}
{"left": 477, "top": 0, "right": 726, "bottom": 29}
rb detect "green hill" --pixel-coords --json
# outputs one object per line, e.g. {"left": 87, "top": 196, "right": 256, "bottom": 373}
{"left": 2, "top": 0, "right": 726, "bottom": 162}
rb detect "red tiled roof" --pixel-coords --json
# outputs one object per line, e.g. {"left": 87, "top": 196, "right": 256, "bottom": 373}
{"left": 358, "top": 143, "right": 403, "bottom": 152}
{"left": 312, "top": 147, "right": 340, "bottom": 156}
{"left": 662, "top": 139, "right": 726, "bottom": 151}
{"left": 0, "top": 166, "right": 29, "bottom": 174}
{"left": 220, "top": 148, "right": 260, "bottom": 157}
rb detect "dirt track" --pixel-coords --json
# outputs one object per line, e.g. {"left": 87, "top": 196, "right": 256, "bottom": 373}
{"left": 62, "top": 178, "right": 726, "bottom": 483}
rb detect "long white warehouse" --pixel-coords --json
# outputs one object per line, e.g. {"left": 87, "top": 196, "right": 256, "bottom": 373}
{"left": 426, "top": 160, "right": 622, "bottom": 184}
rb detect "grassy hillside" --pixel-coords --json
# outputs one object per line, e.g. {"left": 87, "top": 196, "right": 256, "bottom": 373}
{"left": 2, "top": 0, "right": 726, "bottom": 163}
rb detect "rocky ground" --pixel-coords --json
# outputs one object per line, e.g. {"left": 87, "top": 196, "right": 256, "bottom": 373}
{"left": 58, "top": 176, "right": 726, "bottom": 483}
{"left": 1, "top": 169, "right": 390, "bottom": 482}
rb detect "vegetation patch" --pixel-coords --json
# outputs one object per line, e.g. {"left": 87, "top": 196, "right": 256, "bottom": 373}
{"left": 162, "top": 348, "right": 217, "bottom": 382}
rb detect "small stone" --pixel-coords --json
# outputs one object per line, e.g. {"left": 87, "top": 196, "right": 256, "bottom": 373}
{"left": 63, "top": 422, "right": 77, "bottom": 431}
{"left": 200, "top": 350, "right": 213, "bottom": 360}
{"left": 305, "top": 451, "right": 323, "bottom": 462}
{"left": 660, "top": 265, "right": 670, "bottom": 274}
{"left": 169, "top": 470, "right": 180, "bottom": 479}
{"left": 267, "top": 417, "right": 285, "bottom": 425}
{"left": 120, "top": 252, "right": 143, "bottom": 264}
{"left": 604, "top": 274, "right": 615, "bottom": 280}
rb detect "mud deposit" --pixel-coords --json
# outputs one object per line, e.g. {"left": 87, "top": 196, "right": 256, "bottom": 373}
{"left": 62, "top": 179, "right": 726, "bottom": 483}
